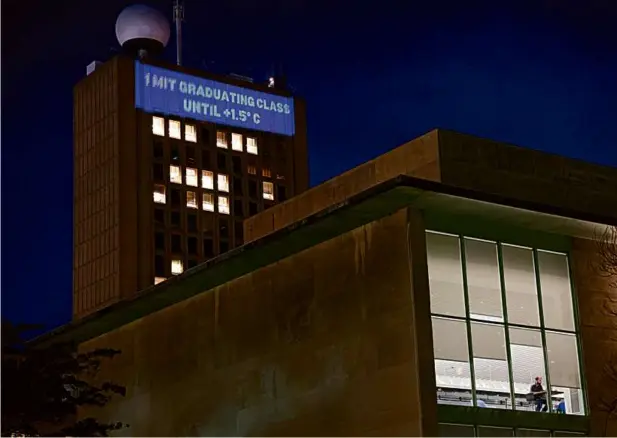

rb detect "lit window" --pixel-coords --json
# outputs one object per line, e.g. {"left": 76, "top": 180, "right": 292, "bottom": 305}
{"left": 169, "top": 120, "right": 181, "bottom": 139}
{"left": 426, "top": 231, "right": 584, "bottom": 415}
{"left": 218, "top": 196, "right": 230, "bottom": 214}
{"left": 185, "top": 167, "right": 198, "bottom": 187}
{"left": 202, "top": 170, "right": 214, "bottom": 189}
{"left": 231, "top": 133, "right": 243, "bottom": 151}
{"left": 186, "top": 191, "right": 198, "bottom": 209}
{"left": 203, "top": 193, "right": 214, "bottom": 211}
{"left": 154, "top": 277, "right": 166, "bottom": 285}
{"left": 169, "top": 165, "right": 182, "bottom": 184}
{"left": 262, "top": 168, "right": 271, "bottom": 178}
{"left": 185, "top": 124, "right": 197, "bottom": 142}
{"left": 217, "top": 174, "right": 229, "bottom": 192}
{"left": 246, "top": 137, "right": 258, "bottom": 155}
{"left": 248, "top": 165, "right": 257, "bottom": 175}
{"left": 263, "top": 181, "right": 274, "bottom": 200}
{"left": 152, "top": 116, "right": 165, "bottom": 136}
{"left": 217, "top": 131, "right": 228, "bottom": 148}
{"left": 171, "top": 259, "right": 184, "bottom": 275}
{"left": 153, "top": 184, "right": 166, "bottom": 204}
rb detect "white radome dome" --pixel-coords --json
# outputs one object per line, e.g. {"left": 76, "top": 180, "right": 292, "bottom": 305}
{"left": 115, "top": 4, "right": 170, "bottom": 48}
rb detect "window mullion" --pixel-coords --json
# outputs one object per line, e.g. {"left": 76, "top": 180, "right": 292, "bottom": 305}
{"left": 459, "top": 235, "right": 477, "bottom": 407}
{"left": 497, "top": 243, "right": 516, "bottom": 410}
{"left": 533, "top": 249, "right": 553, "bottom": 413}
{"left": 566, "top": 254, "right": 589, "bottom": 415}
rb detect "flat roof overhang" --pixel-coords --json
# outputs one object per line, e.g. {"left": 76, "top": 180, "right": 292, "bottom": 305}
{"left": 33, "top": 175, "right": 615, "bottom": 347}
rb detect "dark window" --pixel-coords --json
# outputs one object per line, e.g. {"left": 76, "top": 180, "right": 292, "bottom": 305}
{"left": 232, "top": 156, "right": 242, "bottom": 174}
{"left": 188, "top": 237, "right": 198, "bottom": 255}
{"left": 171, "top": 234, "right": 182, "bottom": 253}
{"left": 188, "top": 259, "right": 198, "bottom": 269}
{"left": 249, "top": 202, "right": 258, "bottom": 216}
{"left": 170, "top": 144, "right": 180, "bottom": 161}
{"left": 154, "top": 232, "right": 165, "bottom": 251}
{"left": 171, "top": 211, "right": 181, "bottom": 227}
{"left": 234, "top": 200, "right": 243, "bottom": 217}
{"left": 153, "top": 140, "right": 164, "bottom": 159}
{"left": 277, "top": 185, "right": 287, "bottom": 201}
{"left": 154, "top": 208, "right": 165, "bottom": 225}
{"left": 155, "top": 255, "right": 165, "bottom": 277}
{"left": 201, "top": 127, "right": 210, "bottom": 144}
{"left": 220, "top": 240, "right": 229, "bottom": 253}
{"left": 248, "top": 180, "right": 258, "bottom": 198}
{"left": 217, "top": 153, "right": 227, "bottom": 170}
{"left": 202, "top": 151, "right": 211, "bottom": 169}
{"left": 153, "top": 163, "right": 164, "bottom": 181}
{"left": 235, "top": 221, "right": 244, "bottom": 243}
{"left": 171, "top": 189, "right": 181, "bottom": 207}
{"left": 202, "top": 216, "right": 214, "bottom": 236}
{"left": 187, "top": 146, "right": 196, "bottom": 165}
{"left": 233, "top": 177, "right": 243, "bottom": 196}
{"left": 278, "top": 141, "right": 287, "bottom": 163}
{"left": 187, "top": 213, "right": 197, "bottom": 232}
{"left": 219, "top": 219, "right": 229, "bottom": 239}
{"left": 203, "top": 238, "right": 214, "bottom": 258}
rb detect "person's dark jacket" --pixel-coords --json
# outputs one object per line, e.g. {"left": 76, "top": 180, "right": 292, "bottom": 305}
{"left": 531, "top": 383, "right": 544, "bottom": 400}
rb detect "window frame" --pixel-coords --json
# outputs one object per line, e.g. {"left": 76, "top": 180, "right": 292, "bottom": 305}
{"left": 171, "top": 258, "right": 184, "bottom": 275}
{"left": 185, "top": 124, "right": 197, "bottom": 143}
{"left": 426, "top": 230, "right": 587, "bottom": 417}
{"left": 202, "top": 170, "right": 214, "bottom": 190}
{"left": 217, "top": 173, "right": 229, "bottom": 193}
{"left": 152, "top": 116, "right": 165, "bottom": 136}
{"left": 185, "top": 167, "right": 198, "bottom": 187}
{"left": 168, "top": 119, "right": 182, "bottom": 139}
{"left": 218, "top": 195, "right": 230, "bottom": 215}
{"left": 263, "top": 181, "right": 274, "bottom": 200}
{"left": 246, "top": 137, "right": 258, "bottom": 155}
{"left": 186, "top": 191, "right": 198, "bottom": 209}
{"left": 202, "top": 193, "right": 214, "bottom": 212}
{"left": 153, "top": 184, "right": 166, "bottom": 204}
{"left": 169, "top": 165, "right": 182, "bottom": 184}
{"left": 231, "top": 132, "right": 243, "bottom": 151}
{"left": 436, "top": 405, "right": 588, "bottom": 436}
{"left": 216, "top": 131, "right": 228, "bottom": 148}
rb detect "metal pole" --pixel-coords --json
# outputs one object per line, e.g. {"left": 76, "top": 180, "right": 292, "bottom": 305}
{"left": 173, "top": 1, "right": 184, "bottom": 66}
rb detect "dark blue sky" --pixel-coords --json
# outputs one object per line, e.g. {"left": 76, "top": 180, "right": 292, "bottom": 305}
{"left": 2, "top": 0, "right": 616, "bottom": 333}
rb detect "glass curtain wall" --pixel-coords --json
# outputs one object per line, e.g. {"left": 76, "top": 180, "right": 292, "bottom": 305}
{"left": 427, "top": 231, "right": 584, "bottom": 415}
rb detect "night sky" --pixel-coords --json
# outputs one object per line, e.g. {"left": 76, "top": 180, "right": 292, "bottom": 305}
{"left": 2, "top": 0, "right": 616, "bottom": 334}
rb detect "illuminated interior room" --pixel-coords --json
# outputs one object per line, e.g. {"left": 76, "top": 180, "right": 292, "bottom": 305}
{"left": 428, "top": 231, "right": 584, "bottom": 416}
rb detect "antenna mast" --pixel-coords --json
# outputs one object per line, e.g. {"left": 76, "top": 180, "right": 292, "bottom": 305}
{"left": 173, "top": 0, "right": 184, "bottom": 66}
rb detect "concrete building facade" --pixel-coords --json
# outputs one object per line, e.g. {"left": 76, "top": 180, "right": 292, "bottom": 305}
{"left": 45, "top": 130, "right": 617, "bottom": 436}
{"left": 73, "top": 56, "right": 309, "bottom": 319}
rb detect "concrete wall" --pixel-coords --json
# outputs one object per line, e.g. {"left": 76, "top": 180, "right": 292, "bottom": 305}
{"left": 73, "top": 56, "right": 136, "bottom": 319}
{"left": 437, "top": 130, "right": 617, "bottom": 222}
{"left": 244, "top": 130, "right": 440, "bottom": 243}
{"left": 80, "top": 208, "right": 436, "bottom": 436}
{"left": 570, "top": 236, "right": 617, "bottom": 436}
{"left": 245, "top": 129, "right": 617, "bottom": 245}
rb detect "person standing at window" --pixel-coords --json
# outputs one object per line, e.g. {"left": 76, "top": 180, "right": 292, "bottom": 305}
{"left": 530, "top": 376, "right": 548, "bottom": 412}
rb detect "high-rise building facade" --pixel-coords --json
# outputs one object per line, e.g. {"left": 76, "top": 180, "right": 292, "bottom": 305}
{"left": 73, "top": 55, "right": 309, "bottom": 319}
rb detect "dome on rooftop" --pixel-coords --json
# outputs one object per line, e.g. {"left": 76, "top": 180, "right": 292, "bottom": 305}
{"left": 115, "top": 4, "right": 170, "bottom": 56}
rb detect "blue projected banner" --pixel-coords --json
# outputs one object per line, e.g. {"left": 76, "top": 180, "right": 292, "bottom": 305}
{"left": 134, "top": 62, "right": 295, "bottom": 136}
